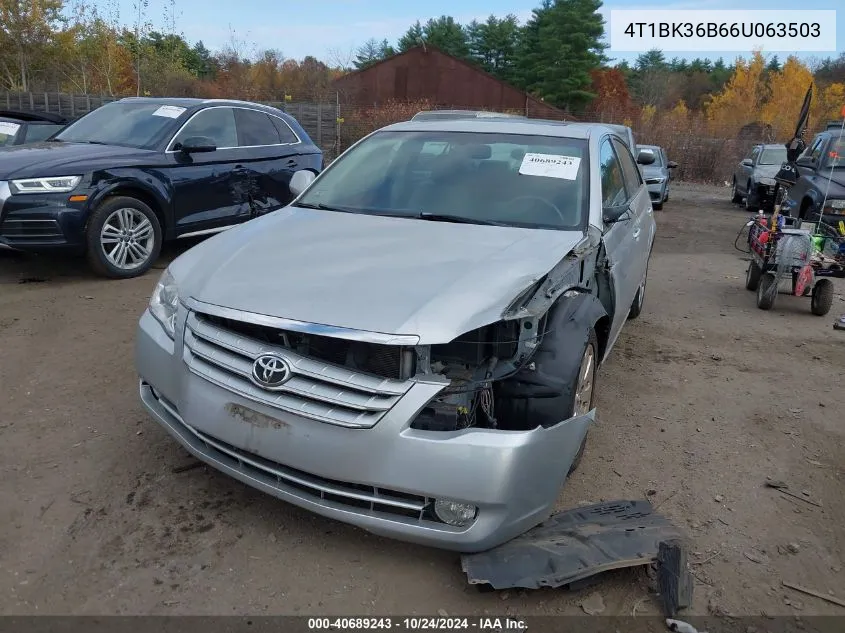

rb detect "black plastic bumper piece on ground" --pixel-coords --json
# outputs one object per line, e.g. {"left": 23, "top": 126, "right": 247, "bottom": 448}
{"left": 461, "top": 500, "right": 686, "bottom": 591}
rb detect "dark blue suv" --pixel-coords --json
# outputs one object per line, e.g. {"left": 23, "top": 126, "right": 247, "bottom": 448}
{"left": 0, "top": 97, "right": 322, "bottom": 278}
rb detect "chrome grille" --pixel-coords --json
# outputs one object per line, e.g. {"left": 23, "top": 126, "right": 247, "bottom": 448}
{"left": 182, "top": 311, "right": 412, "bottom": 429}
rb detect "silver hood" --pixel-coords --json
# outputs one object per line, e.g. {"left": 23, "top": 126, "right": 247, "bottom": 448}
{"left": 169, "top": 206, "right": 585, "bottom": 344}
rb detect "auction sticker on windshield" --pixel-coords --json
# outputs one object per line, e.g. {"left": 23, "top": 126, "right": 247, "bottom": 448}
{"left": 0, "top": 122, "right": 21, "bottom": 137}
{"left": 519, "top": 153, "right": 581, "bottom": 180}
{"left": 152, "top": 105, "right": 187, "bottom": 119}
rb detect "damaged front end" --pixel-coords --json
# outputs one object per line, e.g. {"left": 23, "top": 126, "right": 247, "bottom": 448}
{"left": 407, "top": 232, "right": 607, "bottom": 435}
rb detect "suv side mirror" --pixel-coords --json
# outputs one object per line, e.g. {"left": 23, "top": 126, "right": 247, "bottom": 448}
{"left": 636, "top": 150, "right": 655, "bottom": 165}
{"left": 741, "top": 158, "right": 753, "bottom": 167}
{"left": 178, "top": 136, "right": 217, "bottom": 153}
{"left": 603, "top": 204, "right": 631, "bottom": 224}
{"left": 289, "top": 169, "right": 316, "bottom": 196}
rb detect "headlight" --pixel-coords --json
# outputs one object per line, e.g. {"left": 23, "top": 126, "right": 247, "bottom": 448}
{"left": 11, "top": 176, "right": 82, "bottom": 194}
{"left": 149, "top": 269, "right": 179, "bottom": 338}
{"left": 758, "top": 177, "right": 776, "bottom": 186}
{"left": 828, "top": 199, "right": 845, "bottom": 210}
{"left": 645, "top": 177, "right": 665, "bottom": 185}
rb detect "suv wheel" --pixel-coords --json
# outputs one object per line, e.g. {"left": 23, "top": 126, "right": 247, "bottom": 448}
{"left": 85, "top": 196, "right": 162, "bottom": 279}
{"left": 731, "top": 179, "right": 742, "bottom": 203}
{"left": 744, "top": 182, "right": 759, "bottom": 211}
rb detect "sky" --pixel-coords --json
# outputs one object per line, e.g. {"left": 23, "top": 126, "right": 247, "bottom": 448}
{"left": 112, "top": 0, "right": 843, "bottom": 66}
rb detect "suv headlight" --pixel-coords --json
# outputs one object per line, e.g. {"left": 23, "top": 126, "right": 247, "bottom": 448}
{"left": 758, "top": 177, "right": 776, "bottom": 186}
{"left": 828, "top": 199, "right": 845, "bottom": 210}
{"left": 11, "top": 176, "right": 82, "bottom": 193}
{"left": 149, "top": 269, "right": 179, "bottom": 338}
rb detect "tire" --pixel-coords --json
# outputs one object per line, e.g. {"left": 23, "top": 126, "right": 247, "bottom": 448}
{"left": 652, "top": 201, "right": 663, "bottom": 211}
{"left": 756, "top": 272, "right": 778, "bottom": 310}
{"left": 731, "top": 179, "right": 742, "bottom": 203}
{"left": 85, "top": 196, "right": 162, "bottom": 279}
{"left": 745, "top": 182, "right": 759, "bottom": 211}
{"left": 745, "top": 260, "right": 762, "bottom": 291}
{"left": 811, "top": 279, "right": 834, "bottom": 316}
{"left": 567, "top": 329, "right": 598, "bottom": 475}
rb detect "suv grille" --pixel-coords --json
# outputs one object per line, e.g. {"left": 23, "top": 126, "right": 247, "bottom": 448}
{"left": 182, "top": 311, "right": 412, "bottom": 429}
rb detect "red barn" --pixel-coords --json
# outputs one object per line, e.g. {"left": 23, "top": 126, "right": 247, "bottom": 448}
{"left": 332, "top": 45, "right": 572, "bottom": 120}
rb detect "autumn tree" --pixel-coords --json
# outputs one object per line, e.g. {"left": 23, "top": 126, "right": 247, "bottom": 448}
{"left": 705, "top": 51, "right": 768, "bottom": 135}
{"left": 585, "top": 67, "right": 635, "bottom": 122}
{"left": 0, "top": 0, "right": 63, "bottom": 91}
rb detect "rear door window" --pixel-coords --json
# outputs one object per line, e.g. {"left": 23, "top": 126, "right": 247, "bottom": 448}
{"left": 172, "top": 107, "right": 238, "bottom": 149}
{"left": 270, "top": 116, "right": 299, "bottom": 144}
{"left": 235, "top": 108, "right": 281, "bottom": 147}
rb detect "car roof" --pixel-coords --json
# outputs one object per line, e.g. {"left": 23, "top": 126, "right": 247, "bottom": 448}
{"left": 637, "top": 144, "right": 661, "bottom": 151}
{"left": 0, "top": 109, "right": 68, "bottom": 124}
{"left": 380, "top": 118, "right": 626, "bottom": 141}
{"left": 411, "top": 110, "right": 526, "bottom": 121}
{"left": 115, "top": 97, "right": 285, "bottom": 115}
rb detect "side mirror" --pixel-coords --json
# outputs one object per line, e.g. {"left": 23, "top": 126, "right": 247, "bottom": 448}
{"left": 636, "top": 150, "right": 655, "bottom": 165}
{"left": 289, "top": 169, "right": 316, "bottom": 196}
{"left": 741, "top": 158, "right": 753, "bottom": 167}
{"left": 603, "top": 205, "right": 631, "bottom": 224}
{"left": 667, "top": 161, "right": 678, "bottom": 169}
{"left": 178, "top": 136, "right": 216, "bottom": 153}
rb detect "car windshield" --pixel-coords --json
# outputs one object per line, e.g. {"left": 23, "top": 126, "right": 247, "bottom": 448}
{"left": 825, "top": 138, "right": 845, "bottom": 168}
{"left": 54, "top": 101, "right": 186, "bottom": 149}
{"left": 0, "top": 121, "right": 21, "bottom": 146}
{"left": 759, "top": 147, "right": 787, "bottom": 165}
{"left": 296, "top": 130, "right": 589, "bottom": 230}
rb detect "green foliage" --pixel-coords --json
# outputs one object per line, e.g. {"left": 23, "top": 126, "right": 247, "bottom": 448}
{"left": 513, "top": 0, "right": 607, "bottom": 111}
{"left": 466, "top": 15, "right": 520, "bottom": 82}
{"left": 353, "top": 38, "right": 393, "bottom": 70}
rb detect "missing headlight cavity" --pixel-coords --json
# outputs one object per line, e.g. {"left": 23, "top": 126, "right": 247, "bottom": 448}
{"left": 412, "top": 290, "right": 607, "bottom": 433}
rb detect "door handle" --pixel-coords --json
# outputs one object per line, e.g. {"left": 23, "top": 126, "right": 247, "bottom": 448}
{"left": 632, "top": 226, "right": 641, "bottom": 238}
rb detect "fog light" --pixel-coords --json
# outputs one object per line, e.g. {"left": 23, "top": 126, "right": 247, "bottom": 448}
{"left": 433, "top": 499, "right": 478, "bottom": 527}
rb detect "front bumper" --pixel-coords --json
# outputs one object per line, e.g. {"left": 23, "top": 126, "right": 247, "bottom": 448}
{"left": 645, "top": 181, "right": 666, "bottom": 203}
{"left": 0, "top": 181, "right": 88, "bottom": 251}
{"left": 135, "top": 308, "right": 593, "bottom": 552}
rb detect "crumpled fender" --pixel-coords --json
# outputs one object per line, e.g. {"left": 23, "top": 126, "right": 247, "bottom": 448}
{"left": 494, "top": 291, "right": 608, "bottom": 430}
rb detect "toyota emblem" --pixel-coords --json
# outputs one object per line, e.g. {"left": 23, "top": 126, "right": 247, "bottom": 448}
{"left": 251, "top": 354, "right": 292, "bottom": 390}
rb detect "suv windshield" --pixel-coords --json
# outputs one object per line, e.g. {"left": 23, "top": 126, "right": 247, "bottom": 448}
{"left": 296, "top": 130, "right": 589, "bottom": 230}
{"left": 759, "top": 147, "right": 787, "bottom": 165}
{"left": 54, "top": 101, "right": 185, "bottom": 149}
{"left": 825, "top": 137, "right": 844, "bottom": 168}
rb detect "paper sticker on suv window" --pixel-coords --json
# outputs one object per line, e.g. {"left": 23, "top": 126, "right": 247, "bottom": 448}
{"left": 0, "top": 121, "right": 21, "bottom": 136}
{"left": 152, "top": 105, "right": 187, "bottom": 119}
{"left": 519, "top": 153, "right": 581, "bottom": 180}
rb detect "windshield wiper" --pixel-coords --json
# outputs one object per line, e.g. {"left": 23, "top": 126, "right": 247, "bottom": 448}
{"left": 295, "top": 202, "right": 364, "bottom": 213}
{"left": 416, "top": 212, "right": 504, "bottom": 226}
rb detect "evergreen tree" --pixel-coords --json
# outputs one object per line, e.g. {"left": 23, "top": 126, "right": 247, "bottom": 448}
{"left": 513, "top": 0, "right": 607, "bottom": 111}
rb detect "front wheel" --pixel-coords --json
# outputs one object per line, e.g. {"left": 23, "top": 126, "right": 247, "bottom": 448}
{"left": 745, "top": 182, "right": 759, "bottom": 211}
{"left": 85, "top": 197, "right": 162, "bottom": 279}
{"left": 731, "top": 179, "right": 742, "bottom": 204}
{"left": 756, "top": 272, "right": 778, "bottom": 310}
{"left": 811, "top": 279, "right": 834, "bottom": 316}
{"left": 567, "top": 329, "right": 598, "bottom": 475}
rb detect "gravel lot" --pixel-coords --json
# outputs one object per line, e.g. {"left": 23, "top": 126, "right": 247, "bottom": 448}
{"left": 1, "top": 182, "right": 843, "bottom": 618}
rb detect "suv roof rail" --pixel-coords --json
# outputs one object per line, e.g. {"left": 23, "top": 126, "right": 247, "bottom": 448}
{"left": 411, "top": 110, "right": 526, "bottom": 121}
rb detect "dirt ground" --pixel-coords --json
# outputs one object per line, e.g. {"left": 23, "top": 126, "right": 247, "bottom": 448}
{"left": 1, "top": 182, "right": 843, "bottom": 618}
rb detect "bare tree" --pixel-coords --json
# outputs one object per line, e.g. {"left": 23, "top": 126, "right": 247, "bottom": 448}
{"left": 326, "top": 46, "right": 356, "bottom": 71}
